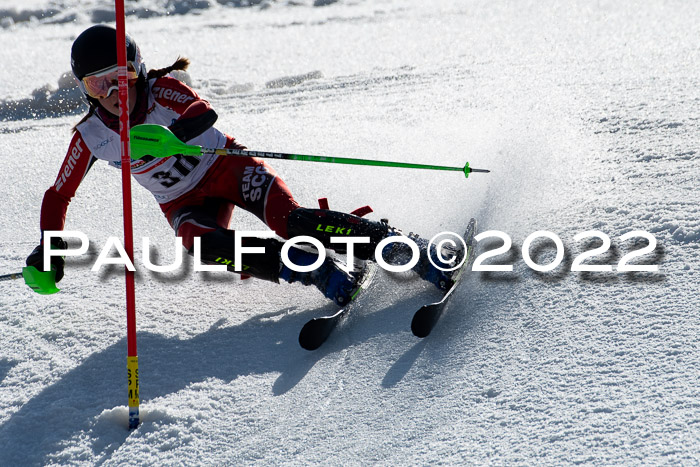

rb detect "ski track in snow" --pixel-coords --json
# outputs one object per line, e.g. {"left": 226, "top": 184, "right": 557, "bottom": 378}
{"left": 1, "top": 0, "right": 699, "bottom": 464}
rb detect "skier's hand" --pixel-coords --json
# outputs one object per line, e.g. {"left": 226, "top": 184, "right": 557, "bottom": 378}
{"left": 169, "top": 101, "right": 218, "bottom": 142}
{"left": 26, "top": 236, "right": 67, "bottom": 283}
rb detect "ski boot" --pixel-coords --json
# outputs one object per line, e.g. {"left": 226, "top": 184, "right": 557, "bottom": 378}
{"left": 286, "top": 208, "right": 464, "bottom": 291}
{"left": 382, "top": 228, "right": 465, "bottom": 291}
{"left": 279, "top": 247, "right": 361, "bottom": 306}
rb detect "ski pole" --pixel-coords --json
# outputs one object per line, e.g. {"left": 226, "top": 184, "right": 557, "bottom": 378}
{"left": 130, "top": 124, "right": 490, "bottom": 178}
{"left": 0, "top": 272, "right": 23, "bottom": 282}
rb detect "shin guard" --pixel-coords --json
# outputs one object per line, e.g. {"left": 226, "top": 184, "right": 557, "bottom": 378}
{"left": 286, "top": 208, "right": 390, "bottom": 260}
{"left": 193, "top": 229, "right": 283, "bottom": 283}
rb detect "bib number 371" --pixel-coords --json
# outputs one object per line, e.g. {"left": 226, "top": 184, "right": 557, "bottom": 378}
{"left": 152, "top": 155, "right": 201, "bottom": 188}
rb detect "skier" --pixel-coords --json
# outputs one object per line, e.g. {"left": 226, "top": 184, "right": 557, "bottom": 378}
{"left": 25, "top": 24, "right": 460, "bottom": 305}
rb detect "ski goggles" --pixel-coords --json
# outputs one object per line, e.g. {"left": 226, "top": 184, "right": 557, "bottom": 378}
{"left": 79, "top": 62, "right": 140, "bottom": 99}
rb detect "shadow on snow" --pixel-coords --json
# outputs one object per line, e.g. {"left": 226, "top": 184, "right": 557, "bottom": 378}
{"left": 0, "top": 279, "right": 481, "bottom": 465}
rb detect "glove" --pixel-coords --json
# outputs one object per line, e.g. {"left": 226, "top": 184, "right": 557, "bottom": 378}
{"left": 169, "top": 101, "right": 218, "bottom": 142}
{"left": 26, "top": 236, "right": 67, "bottom": 283}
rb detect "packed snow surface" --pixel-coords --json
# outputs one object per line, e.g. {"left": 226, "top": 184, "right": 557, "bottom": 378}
{"left": 1, "top": 0, "right": 698, "bottom": 464}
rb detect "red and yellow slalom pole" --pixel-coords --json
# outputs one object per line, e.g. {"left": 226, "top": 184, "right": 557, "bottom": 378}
{"left": 114, "top": 0, "right": 140, "bottom": 430}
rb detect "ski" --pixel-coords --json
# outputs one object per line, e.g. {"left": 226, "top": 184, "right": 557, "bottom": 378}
{"left": 298, "top": 262, "right": 377, "bottom": 351}
{"left": 411, "top": 218, "right": 478, "bottom": 338}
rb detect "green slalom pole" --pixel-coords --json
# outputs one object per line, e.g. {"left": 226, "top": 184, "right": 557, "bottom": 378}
{"left": 130, "top": 124, "right": 490, "bottom": 178}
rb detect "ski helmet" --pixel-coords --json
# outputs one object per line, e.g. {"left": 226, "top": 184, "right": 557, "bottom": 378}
{"left": 71, "top": 24, "right": 147, "bottom": 100}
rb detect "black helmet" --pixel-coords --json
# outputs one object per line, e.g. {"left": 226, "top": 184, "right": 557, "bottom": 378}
{"left": 71, "top": 24, "right": 147, "bottom": 99}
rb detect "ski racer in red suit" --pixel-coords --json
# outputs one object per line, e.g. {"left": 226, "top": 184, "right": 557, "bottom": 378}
{"left": 26, "top": 25, "right": 458, "bottom": 304}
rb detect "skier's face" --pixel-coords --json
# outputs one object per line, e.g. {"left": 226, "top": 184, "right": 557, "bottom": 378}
{"left": 98, "top": 83, "right": 138, "bottom": 116}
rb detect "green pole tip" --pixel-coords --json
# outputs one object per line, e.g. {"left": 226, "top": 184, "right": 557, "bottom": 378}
{"left": 464, "top": 162, "right": 470, "bottom": 179}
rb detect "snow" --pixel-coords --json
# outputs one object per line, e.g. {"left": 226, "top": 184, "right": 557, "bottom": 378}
{"left": 1, "top": 0, "right": 699, "bottom": 464}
